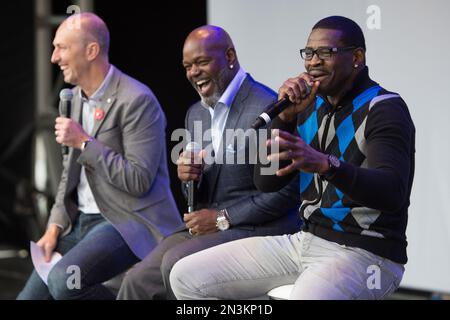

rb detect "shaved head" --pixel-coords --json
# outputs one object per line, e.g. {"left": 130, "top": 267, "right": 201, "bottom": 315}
{"left": 184, "top": 25, "right": 235, "bottom": 54}
{"left": 61, "top": 12, "right": 110, "bottom": 56}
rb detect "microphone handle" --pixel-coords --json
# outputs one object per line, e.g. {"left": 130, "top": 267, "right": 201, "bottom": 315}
{"left": 60, "top": 100, "right": 71, "bottom": 156}
{"left": 251, "top": 97, "right": 291, "bottom": 129}
{"left": 187, "top": 180, "right": 195, "bottom": 213}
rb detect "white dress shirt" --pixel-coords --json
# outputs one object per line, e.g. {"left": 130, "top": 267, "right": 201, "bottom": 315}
{"left": 77, "top": 65, "right": 114, "bottom": 214}
{"left": 201, "top": 67, "right": 247, "bottom": 155}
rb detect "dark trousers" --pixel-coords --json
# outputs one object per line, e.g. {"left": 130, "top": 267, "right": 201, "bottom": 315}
{"left": 117, "top": 227, "right": 263, "bottom": 300}
{"left": 17, "top": 213, "right": 138, "bottom": 300}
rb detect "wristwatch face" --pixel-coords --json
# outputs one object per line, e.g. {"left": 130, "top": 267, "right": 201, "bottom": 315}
{"left": 216, "top": 216, "right": 230, "bottom": 231}
{"left": 329, "top": 155, "right": 340, "bottom": 169}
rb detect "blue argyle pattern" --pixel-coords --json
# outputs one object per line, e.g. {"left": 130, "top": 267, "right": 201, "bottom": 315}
{"left": 297, "top": 85, "right": 382, "bottom": 233}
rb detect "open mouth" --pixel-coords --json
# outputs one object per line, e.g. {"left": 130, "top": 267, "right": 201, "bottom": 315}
{"left": 195, "top": 79, "right": 212, "bottom": 95}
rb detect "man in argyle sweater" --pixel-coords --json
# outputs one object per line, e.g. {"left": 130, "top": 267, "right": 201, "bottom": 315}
{"left": 169, "top": 16, "right": 415, "bottom": 300}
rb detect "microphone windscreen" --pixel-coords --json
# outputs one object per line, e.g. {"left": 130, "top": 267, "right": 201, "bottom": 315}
{"left": 59, "top": 88, "right": 73, "bottom": 102}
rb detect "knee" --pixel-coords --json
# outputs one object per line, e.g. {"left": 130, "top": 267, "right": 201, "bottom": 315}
{"left": 169, "top": 257, "right": 206, "bottom": 300}
{"left": 120, "top": 267, "right": 142, "bottom": 291}
{"left": 160, "top": 250, "right": 180, "bottom": 281}
{"left": 169, "top": 259, "right": 189, "bottom": 299}
{"left": 47, "top": 263, "right": 78, "bottom": 300}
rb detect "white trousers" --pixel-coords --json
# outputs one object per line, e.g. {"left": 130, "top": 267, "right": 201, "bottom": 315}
{"left": 170, "top": 231, "right": 404, "bottom": 300}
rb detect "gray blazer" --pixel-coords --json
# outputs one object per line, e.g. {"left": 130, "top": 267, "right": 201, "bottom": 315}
{"left": 48, "top": 66, "right": 183, "bottom": 260}
{"left": 183, "top": 74, "right": 301, "bottom": 235}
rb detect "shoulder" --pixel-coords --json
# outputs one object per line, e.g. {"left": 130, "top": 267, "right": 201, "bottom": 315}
{"left": 116, "top": 69, "right": 155, "bottom": 100}
{"left": 113, "top": 68, "right": 163, "bottom": 113}
{"left": 238, "top": 74, "right": 277, "bottom": 113}
{"left": 244, "top": 75, "right": 277, "bottom": 101}
{"left": 366, "top": 87, "right": 415, "bottom": 135}
{"left": 368, "top": 88, "right": 412, "bottom": 122}
{"left": 185, "top": 100, "right": 205, "bottom": 119}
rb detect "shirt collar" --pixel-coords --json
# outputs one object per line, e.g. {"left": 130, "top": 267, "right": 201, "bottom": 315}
{"left": 201, "top": 67, "right": 247, "bottom": 110}
{"left": 79, "top": 64, "right": 114, "bottom": 102}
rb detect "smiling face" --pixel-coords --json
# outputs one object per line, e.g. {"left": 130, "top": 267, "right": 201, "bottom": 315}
{"left": 182, "top": 28, "right": 236, "bottom": 107}
{"left": 50, "top": 21, "right": 89, "bottom": 86}
{"left": 305, "top": 28, "right": 356, "bottom": 98}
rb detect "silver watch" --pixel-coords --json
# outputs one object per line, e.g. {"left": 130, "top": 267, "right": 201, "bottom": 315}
{"left": 216, "top": 209, "right": 230, "bottom": 231}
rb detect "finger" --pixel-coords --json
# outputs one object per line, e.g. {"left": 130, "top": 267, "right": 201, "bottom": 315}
{"left": 278, "top": 81, "right": 300, "bottom": 103}
{"left": 55, "top": 117, "right": 69, "bottom": 125}
{"left": 271, "top": 129, "right": 301, "bottom": 144}
{"left": 199, "top": 149, "right": 207, "bottom": 160}
{"left": 183, "top": 213, "right": 195, "bottom": 222}
{"left": 177, "top": 156, "right": 203, "bottom": 166}
{"left": 267, "top": 136, "right": 296, "bottom": 152}
{"left": 302, "top": 80, "right": 320, "bottom": 106}
{"left": 43, "top": 245, "right": 53, "bottom": 262}
{"left": 178, "top": 169, "right": 202, "bottom": 181}
{"left": 268, "top": 150, "right": 299, "bottom": 162}
{"left": 178, "top": 164, "right": 202, "bottom": 174}
{"left": 274, "top": 136, "right": 300, "bottom": 152}
{"left": 276, "top": 162, "right": 299, "bottom": 176}
{"left": 298, "top": 79, "right": 310, "bottom": 99}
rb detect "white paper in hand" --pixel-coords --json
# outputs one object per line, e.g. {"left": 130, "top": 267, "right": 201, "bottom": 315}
{"left": 30, "top": 241, "right": 62, "bottom": 285}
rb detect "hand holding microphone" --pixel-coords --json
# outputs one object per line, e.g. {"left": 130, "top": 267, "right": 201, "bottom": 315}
{"left": 58, "top": 89, "right": 73, "bottom": 155}
{"left": 177, "top": 142, "right": 203, "bottom": 213}
{"left": 55, "top": 88, "right": 90, "bottom": 151}
{"left": 252, "top": 74, "right": 320, "bottom": 129}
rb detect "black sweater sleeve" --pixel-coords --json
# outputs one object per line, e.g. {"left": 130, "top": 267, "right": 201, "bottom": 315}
{"left": 254, "top": 116, "right": 298, "bottom": 192}
{"left": 327, "top": 98, "right": 415, "bottom": 212}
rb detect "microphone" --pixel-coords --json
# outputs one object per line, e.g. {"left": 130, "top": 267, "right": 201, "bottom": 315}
{"left": 185, "top": 142, "right": 201, "bottom": 213}
{"left": 59, "top": 88, "right": 73, "bottom": 155}
{"left": 251, "top": 83, "right": 311, "bottom": 129}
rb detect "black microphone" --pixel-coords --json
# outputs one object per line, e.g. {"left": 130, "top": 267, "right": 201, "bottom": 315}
{"left": 251, "top": 83, "right": 312, "bottom": 129}
{"left": 59, "top": 88, "right": 73, "bottom": 155}
{"left": 185, "top": 142, "right": 201, "bottom": 213}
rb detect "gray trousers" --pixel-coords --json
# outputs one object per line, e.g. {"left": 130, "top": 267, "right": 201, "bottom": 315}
{"left": 170, "top": 231, "right": 405, "bottom": 300}
{"left": 117, "top": 228, "right": 258, "bottom": 300}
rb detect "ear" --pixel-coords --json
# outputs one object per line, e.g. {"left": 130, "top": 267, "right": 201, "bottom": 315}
{"left": 353, "top": 48, "right": 365, "bottom": 67}
{"left": 225, "top": 47, "right": 237, "bottom": 66}
{"left": 85, "top": 42, "right": 100, "bottom": 62}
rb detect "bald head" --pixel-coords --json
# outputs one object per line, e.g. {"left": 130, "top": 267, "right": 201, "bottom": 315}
{"left": 184, "top": 25, "right": 235, "bottom": 54}
{"left": 61, "top": 12, "right": 110, "bottom": 57}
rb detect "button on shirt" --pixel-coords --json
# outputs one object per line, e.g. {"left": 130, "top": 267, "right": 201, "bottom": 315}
{"left": 77, "top": 65, "right": 114, "bottom": 214}
{"left": 201, "top": 67, "right": 247, "bottom": 155}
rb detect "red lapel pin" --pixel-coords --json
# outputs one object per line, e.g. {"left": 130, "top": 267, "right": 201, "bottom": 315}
{"left": 94, "top": 108, "right": 104, "bottom": 121}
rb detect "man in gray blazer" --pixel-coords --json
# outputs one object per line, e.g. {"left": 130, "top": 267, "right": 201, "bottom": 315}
{"left": 17, "top": 13, "right": 182, "bottom": 300}
{"left": 117, "top": 25, "right": 301, "bottom": 300}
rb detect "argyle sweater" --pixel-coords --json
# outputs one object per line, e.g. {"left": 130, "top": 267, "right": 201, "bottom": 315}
{"left": 255, "top": 67, "right": 415, "bottom": 264}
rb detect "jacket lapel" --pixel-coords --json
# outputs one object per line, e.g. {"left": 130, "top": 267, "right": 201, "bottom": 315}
{"left": 207, "top": 75, "right": 253, "bottom": 203}
{"left": 90, "top": 68, "right": 120, "bottom": 138}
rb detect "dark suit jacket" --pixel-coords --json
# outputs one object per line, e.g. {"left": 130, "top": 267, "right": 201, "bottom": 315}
{"left": 182, "top": 74, "right": 301, "bottom": 234}
{"left": 48, "top": 66, "right": 183, "bottom": 260}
